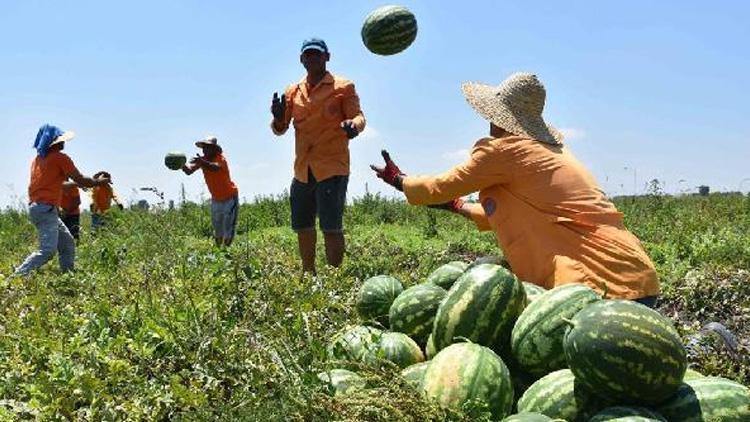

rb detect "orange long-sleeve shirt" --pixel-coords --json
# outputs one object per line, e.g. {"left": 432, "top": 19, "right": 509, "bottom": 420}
{"left": 403, "top": 135, "right": 659, "bottom": 299}
{"left": 272, "top": 72, "right": 366, "bottom": 183}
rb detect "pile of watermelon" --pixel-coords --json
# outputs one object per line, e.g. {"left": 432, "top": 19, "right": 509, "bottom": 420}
{"left": 319, "top": 258, "right": 750, "bottom": 421}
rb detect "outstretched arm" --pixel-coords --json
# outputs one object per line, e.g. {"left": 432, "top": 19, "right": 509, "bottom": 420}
{"left": 68, "top": 170, "right": 110, "bottom": 189}
{"left": 271, "top": 90, "right": 293, "bottom": 135}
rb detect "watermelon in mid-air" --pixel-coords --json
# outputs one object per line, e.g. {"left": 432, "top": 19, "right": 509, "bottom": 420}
{"left": 164, "top": 152, "right": 187, "bottom": 170}
{"left": 361, "top": 5, "right": 418, "bottom": 55}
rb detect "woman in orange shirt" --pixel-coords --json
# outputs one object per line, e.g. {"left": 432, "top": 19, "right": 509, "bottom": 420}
{"left": 371, "top": 73, "right": 659, "bottom": 305}
{"left": 15, "top": 124, "right": 110, "bottom": 276}
{"left": 181, "top": 137, "right": 239, "bottom": 247}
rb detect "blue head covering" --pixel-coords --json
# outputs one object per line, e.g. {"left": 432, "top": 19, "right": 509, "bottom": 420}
{"left": 33, "top": 124, "right": 64, "bottom": 158}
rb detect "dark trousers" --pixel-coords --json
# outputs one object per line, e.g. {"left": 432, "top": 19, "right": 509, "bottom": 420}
{"left": 61, "top": 214, "right": 80, "bottom": 241}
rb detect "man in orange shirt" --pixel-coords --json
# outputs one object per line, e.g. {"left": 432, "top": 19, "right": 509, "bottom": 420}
{"left": 270, "top": 38, "right": 366, "bottom": 273}
{"left": 15, "top": 124, "right": 111, "bottom": 276}
{"left": 371, "top": 73, "right": 659, "bottom": 306}
{"left": 60, "top": 181, "right": 81, "bottom": 241}
{"left": 90, "top": 171, "right": 123, "bottom": 232}
{"left": 182, "top": 137, "right": 239, "bottom": 247}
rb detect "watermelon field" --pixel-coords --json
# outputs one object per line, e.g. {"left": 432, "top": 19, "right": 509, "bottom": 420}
{"left": 0, "top": 192, "right": 748, "bottom": 420}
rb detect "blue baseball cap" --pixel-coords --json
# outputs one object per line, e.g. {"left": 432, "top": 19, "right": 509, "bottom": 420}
{"left": 301, "top": 38, "right": 329, "bottom": 54}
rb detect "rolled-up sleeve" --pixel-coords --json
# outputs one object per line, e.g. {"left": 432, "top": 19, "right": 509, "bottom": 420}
{"left": 402, "top": 138, "right": 511, "bottom": 205}
{"left": 341, "top": 83, "right": 366, "bottom": 133}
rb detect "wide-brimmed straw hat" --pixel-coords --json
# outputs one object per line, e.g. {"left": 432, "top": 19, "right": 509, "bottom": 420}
{"left": 49, "top": 131, "right": 75, "bottom": 147}
{"left": 462, "top": 72, "right": 563, "bottom": 145}
{"left": 195, "top": 136, "right": 222, "bottom": 153}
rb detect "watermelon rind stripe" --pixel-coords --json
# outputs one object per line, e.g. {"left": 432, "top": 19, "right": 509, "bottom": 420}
{"left": 656, "top": 377, "right": 750, "bottom": 422}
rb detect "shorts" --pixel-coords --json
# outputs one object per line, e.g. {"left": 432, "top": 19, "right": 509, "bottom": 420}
{"left": 290, "top": 171, "right": 348, "bottom": 233}
{"left": 211, "top": 195, "right": 239, "bottom": 239}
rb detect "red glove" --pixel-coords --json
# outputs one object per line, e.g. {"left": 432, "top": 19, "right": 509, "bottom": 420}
{"left": 370, "top": 150, "right": 405, "bottom": 191}
{"left": 428, "top": 197, "right": 465, "bottom": 213}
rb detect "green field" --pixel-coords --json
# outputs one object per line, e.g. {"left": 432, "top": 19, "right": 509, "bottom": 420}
{"left": 0, "top": 193, "right": 748, "bottom": 420}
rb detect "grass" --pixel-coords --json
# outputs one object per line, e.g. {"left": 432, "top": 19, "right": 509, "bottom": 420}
{"left": 0, "top": 192, "right": 748, "bottom": 420}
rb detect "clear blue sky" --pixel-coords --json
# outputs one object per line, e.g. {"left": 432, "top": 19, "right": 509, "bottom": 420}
{"left": 1, "top": 0, "right": 748, "bottom": 208}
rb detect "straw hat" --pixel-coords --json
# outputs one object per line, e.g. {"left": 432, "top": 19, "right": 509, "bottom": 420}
{"left": 462, "top": 72, "right": 563, "bottom": 145}
{"left": 195, "top": 136, "right": 222, "bottom": 153}
{"left": 49, "top": 131, "right": 76, "bottom": 147}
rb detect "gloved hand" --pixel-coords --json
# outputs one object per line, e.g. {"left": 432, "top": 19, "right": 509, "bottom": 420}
{"left": 341, "top": 120, "right": 359, "bottom": 139}
{"left": 370, "top": 150, "right": 405, "bottom": 191}
{"left": 271, "top": 92, "right": 286, "bottom": 121}
{"left": 428, "top": 197, "right": 465, "bottom": 213}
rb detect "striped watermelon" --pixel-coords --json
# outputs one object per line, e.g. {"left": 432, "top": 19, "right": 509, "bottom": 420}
{"left": 327, "top": 325, "right": 382, "bottom": 362}
{"left": 372, "top": 332, "right": 424, "bottom": 368}
{"left": 356, "top": 275, "right": 403, "bottom": 327}
{"left": 426, "top": 261, "right": 469, "bottom": 290}
{"left": 431, "top": 264, "right": 526, "bottom": 355}
{"left": 563, "top": 300, "right": 687, "bottom": 405}
{"left": 517, "top": 369, "right": 608, "bottom": 422}
{"left": 422, "top": 342, "right": 514, "bottom": 419}
{"left": 468, "top": 254, "right": 510, "bottom": 270}
{"left": 389, "top": 283, "right": 447, "bottom": 345}
{"left": 425, "top": 333, "right": 437, "bottom": 359}
{"left": 401, "top": 361, "right": 430, "bottom": 388}
{"left": 317, "top": 369, "right": 366, "bottom": 396}
{"left": 361, "top": 5, "right": 417, "bottom": 56}
{"left": 588, "top": 406, "right": 666, "bottom": 422}
{"left": 164, "top": 152, "right": 187, "bottom": 170}
{"left": 657, "top": 377, "right": 750, "bottom": 422}
{"left": 511, "top": 284, "right": 600, "bottom": 376}
{"left": 523, "top": 282, "right": 547, "bottom": 303}
{"left": 501, "top": 412, "right": 555, "bottom": 421}
{"left": 683, "top": 368, "right": 704, "bottom": 381}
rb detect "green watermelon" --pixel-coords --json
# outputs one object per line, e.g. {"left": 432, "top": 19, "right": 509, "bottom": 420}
{"left": 372, "top": 332, "right": 424, "bottom": 368}
{"left": 501, "top": 412, "right": 555, "bottom": 421}
{"left": 468, "top": 254, "right": 510, "bottom": 270}
{"left": 426, "top": 261, "right": 468, "bottom": 290}
{"left": 401, "top": 361, "right": 430, "bottom": 388}
{"left": 657, "top": 377, "right": 750, "bottom": 422}
{"left": 563, "top": 300, "right": 687, "bottom": 405}
{"left": 327, "top": 325, "right": 382, "bottom": 362}
{"left": 164, "top": 152, "right": 187, "bottom": 170}
{"left": 389, "top": 283, "right": 447, "bottom": 345}
{"left": 683, "top": 368, "right": 704, "bottom": 381}
{"left": 431, "top": 264, "right": 526, "bottom": 355}
{"left": 317, "top": 369, "right": 366, "bottom": 396}
{"left": 356, "top": 275, "right": 403, "bottom": 327}
{"left": 588, "top": 406, "right": 666, "bottom": 422}
{"left": 361, "top": 5, "right": 417, "bottom": 56}
{"left": 511, "top": 284, "right": 600, "bottom": 376}
{"left": 422, "top": 342, "right": 513, "bottom": 420}
{"left": 425, "top": 333, "right": 437, "bottom": 359}
{"left": 517, "top": 369, "right": 607, "bottom": 422}
{"left": 523, "top": 282, "right": 547, "bottom": 303}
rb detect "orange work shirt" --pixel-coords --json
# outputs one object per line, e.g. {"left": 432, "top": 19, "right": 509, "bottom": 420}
{"left": 92, "top": 185, "right": 116, "bottom": 213}
{"left": 272, "top": 71, "right": 366, "bottom": 183}
{"left": 28, "top": 151, "right": 79, "bottom": 207}
{"left": 403, "top": 135, "right": 659, "bottom": 300}
{"left": 60, "top": 185, "right": 81, "bottom": 216}
{"left": 201, "top": 153, "right": 238, "bottom": 201}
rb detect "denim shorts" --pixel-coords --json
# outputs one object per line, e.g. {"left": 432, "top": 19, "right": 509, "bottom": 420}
{"left": 290, "top": 171, "right": 348, "bottom": 233}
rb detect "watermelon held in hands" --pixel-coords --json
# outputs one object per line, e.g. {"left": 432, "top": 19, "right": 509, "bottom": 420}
{"left": 563, "top": 300, "right": 687, "bottom": 405}
{"left": 422, "top": 342, "right": 514, "bottom": 420}
{"left": 356, "top": 275, "right": 404, "bottom": 327}
{"left": 164, "top": 152, "right": 187, "bottom": 170}
{"left": 361, "top": 5, "right": 417, "bottom": 56}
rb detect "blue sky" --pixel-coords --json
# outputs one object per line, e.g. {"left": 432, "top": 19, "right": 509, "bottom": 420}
{"left": 1, "top": 0, "right": 749, "bottom": 208}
